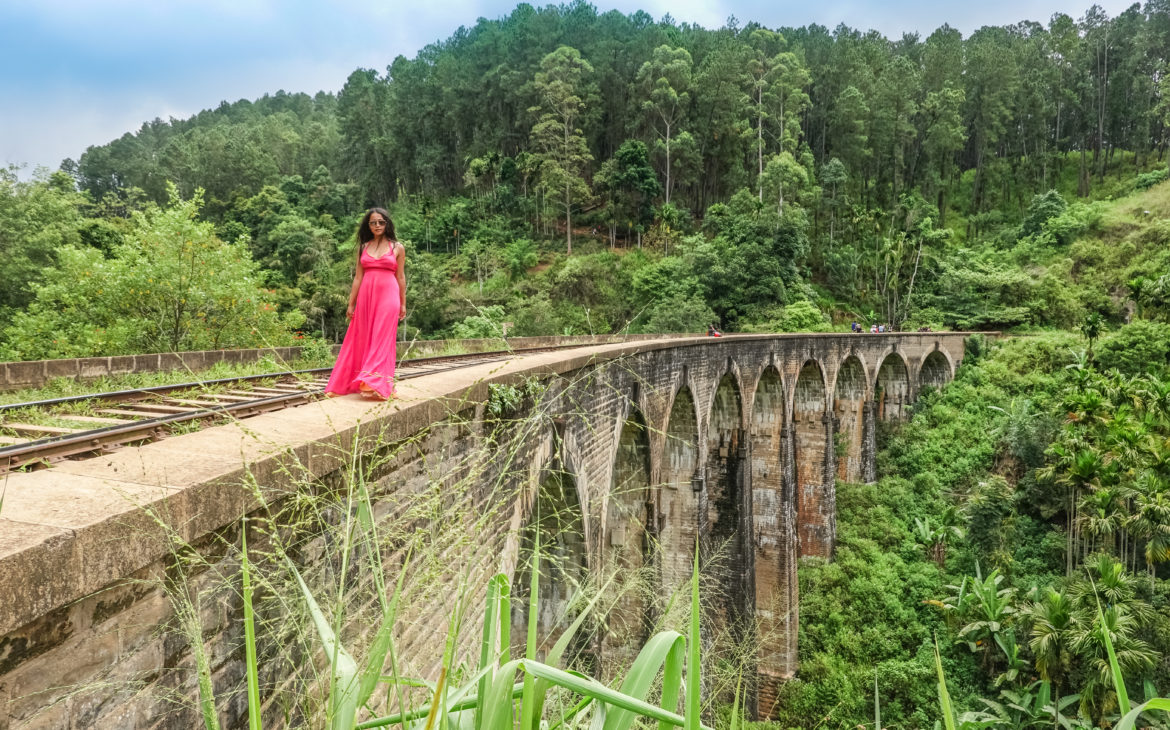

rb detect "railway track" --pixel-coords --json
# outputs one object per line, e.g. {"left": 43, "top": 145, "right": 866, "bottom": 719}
{"left": 0, "top": 344, "right": 588, "bottom": 474}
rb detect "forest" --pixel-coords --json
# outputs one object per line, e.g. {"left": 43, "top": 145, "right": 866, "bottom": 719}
{"left": 3, "top": 0, "right": 1170, "bottom": 359}
{"left": 6, "top": 2, "right": 1170, "bottom": 726}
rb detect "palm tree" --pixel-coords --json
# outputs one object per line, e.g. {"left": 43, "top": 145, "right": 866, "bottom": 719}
{"left": 1079, "top": 487, "right": 1125, "bottom": 556}
{"left": 1128, "top": 488, "right": 1170, "bottom": 577}
{"left": 1080, "top": 312, "right": 1104, "bottom": 360}
{"left": 1066, "top": 555, "right": 1158, "bottom": 723}
{"left": 1070, "top": 604, "right": 1157, "bottom": 723}
{"left": 1127, "top": 276, "right": 1150, "bottom": 319}
{"left": 1025, "top": 588, "right": 1077, "bottom": 700}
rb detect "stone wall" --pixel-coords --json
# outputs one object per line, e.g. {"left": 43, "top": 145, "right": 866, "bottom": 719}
{"left": 0, "top": 335, "right": 694, "bottom": 392}
{"left": 0, "top": 333, "right": 968, "bottom": 727}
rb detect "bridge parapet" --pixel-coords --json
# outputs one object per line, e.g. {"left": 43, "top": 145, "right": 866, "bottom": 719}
{"left": 0, "top": 332, "right": 969, "bottom": 727}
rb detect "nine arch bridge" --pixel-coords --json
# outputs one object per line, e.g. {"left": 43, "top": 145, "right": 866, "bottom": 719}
{"left": 503, "top": 333, "right": 963, "bottom": 716}
{"left": 0, "top": 332, "right": 966, "bottom": 727}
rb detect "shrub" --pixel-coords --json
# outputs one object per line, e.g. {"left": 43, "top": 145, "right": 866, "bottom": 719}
{"left": 1136, "top": 168, "right": 1169, "bottom": 190}
{"left": 1095, "top": 319, "right": 1170, "bottom": 375}
{"left": 1, "top": 186, "right": 300, "bottom": 359}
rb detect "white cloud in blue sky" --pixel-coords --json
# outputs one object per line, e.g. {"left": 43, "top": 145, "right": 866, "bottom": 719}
{"left": 0, "top": 0, "right": 1139, "bottom": 173}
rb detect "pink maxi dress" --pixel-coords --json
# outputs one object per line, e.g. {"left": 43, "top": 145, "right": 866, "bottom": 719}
{"left": 325, "top": 245, "right": 401, "bottom": 398}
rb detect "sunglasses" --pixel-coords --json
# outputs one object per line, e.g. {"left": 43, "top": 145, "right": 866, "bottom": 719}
{"left": 369, "top": 219, "right": 387, "bottom": 227}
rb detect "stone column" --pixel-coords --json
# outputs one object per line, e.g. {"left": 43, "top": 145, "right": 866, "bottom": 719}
{"left": 861, "top": 399, "right": 877, "bottom": 484}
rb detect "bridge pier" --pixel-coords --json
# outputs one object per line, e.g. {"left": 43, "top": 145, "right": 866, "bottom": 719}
{"left": 862, "top": 400, "right": 878, "bottom": 483}
{"left": 794, "top": 361, "right": 836, "bottom": 560}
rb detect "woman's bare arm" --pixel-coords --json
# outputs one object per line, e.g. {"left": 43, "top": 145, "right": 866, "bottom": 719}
{"left": 396, "top": 242, "right": 407, "bottom": 320}
{"left": 346, "top": 262, "right": 364, "bottom": 320}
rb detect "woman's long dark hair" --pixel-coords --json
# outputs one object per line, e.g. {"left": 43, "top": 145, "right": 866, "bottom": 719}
{"left": 357, "top": 207, "right": 396, "bottom": 244}
{"left": 356, "top": 208, "right": 396, "bottom": 266}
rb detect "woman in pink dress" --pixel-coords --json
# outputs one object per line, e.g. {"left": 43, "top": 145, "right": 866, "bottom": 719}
{"left": 325, "top": 208, "right": 407, "bottom": 400}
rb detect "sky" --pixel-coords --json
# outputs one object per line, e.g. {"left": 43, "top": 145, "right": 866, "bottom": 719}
{"left": 0, "top": 0, "right": 1141, "bottom": 175}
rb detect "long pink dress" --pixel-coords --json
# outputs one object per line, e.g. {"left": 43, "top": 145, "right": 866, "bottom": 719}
{"left": 325, "top": 245, "right": 401, "bottom": 398}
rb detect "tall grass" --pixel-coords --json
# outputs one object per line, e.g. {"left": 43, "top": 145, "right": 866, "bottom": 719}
{"left": 144, "top": 363, "right": 735, "bottom": 729}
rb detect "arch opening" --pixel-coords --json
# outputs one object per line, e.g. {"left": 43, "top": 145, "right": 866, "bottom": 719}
{"left": 875, "top": 354, "right": 911, "bottom": 422}
{"left": 600, "top": 409, "right": 652, "bottom": 667}
{"left": 704, "top": 374, "right": 748, "bottom": 646}
{"left": 833, "top": 357, "right": 867, "bottom": 483}
{"left": 512, "top": 469, "right": 588, "bottom": 662}
{"left": 919, "top": 350, "right": 952, "bottom": 393}
{"left": 659, "top": 386, "right": 699, "bottom": 591}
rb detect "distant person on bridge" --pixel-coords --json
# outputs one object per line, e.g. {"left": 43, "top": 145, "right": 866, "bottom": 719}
{"left": 325, "top": 208, "right": 407, "bottom": 400}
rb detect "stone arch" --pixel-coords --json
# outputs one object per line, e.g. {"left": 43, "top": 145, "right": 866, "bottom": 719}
{"left": 875, "top": 352, "right": 912, "bottom": 422}
{"left": 833, "top": 356, "right": 868, "bottom": 483}
{"left": 749, "top": 367, "right": 798, "bottom": 708}
{"left": 793, "top": 360, "right": 834, "bottom": 558}
{"left": 704, "top": 373, "right": 748, "bottom": 642}
{"left": 918, "top": 349, "right": 954, "bottom": 393}
{"left": 511, "top": 464, "right": 588, "bottom": 661}
{"left": 659, "top": 384, "right": 700, "bottom": 591}
{"left": 601, "top": 407, "right": 652, "bottom": 663}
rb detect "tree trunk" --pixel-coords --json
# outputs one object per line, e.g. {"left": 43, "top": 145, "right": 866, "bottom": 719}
{"left": 565, "top": 185, "right": 573, "bottom": 255}
{"left": 758, "top": 88, "right": 765, "bottom": 201}
{"left": 665, "top": 123, "right": 673, "bottom": 205}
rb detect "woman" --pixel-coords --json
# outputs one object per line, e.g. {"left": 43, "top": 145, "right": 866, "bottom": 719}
{"left": 325, "top": 208, "right": 407, "bottom": 400}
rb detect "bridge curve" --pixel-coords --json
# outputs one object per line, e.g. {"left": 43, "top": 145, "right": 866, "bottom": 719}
{"left": 0, "top": 332, "right": 967, "bottom": 726}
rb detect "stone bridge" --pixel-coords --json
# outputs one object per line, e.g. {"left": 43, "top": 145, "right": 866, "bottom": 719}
{"left": 0, "top": 333, "right": 965, "bottom": 727}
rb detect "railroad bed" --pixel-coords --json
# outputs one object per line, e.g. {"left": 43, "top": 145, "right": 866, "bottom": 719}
{"left": 0, "top": 345, "right": 586, "bottom": 474}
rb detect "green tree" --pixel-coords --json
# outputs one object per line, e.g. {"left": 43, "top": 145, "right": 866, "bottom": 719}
{"left": 746, "top": 29, "right": 811, "bottom": 201}
{"left": 595, "top": 140, "right": 661, "bottom": 247}
{"left": 1025, "top": 588, "right": 1078, "bottom": 701}
{"left": 529, "top": 46, "right": 595, "bottom": 255}
{"left": 0, "top": 168, "right": 85, "bottom": 321}
{"left": 919, "top": 84, "right": 966, "bottom": 225}
{"left": 1081, "top": 312, "right": 1105, "bottom": 358}
{"left": 636, "top": 45, "right": 693, "bottom": 204}
{"left": 1, "top": 186, "right": 300, "bottom": 359}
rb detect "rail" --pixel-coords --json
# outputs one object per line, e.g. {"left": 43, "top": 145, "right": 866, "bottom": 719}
{"left": 0, "top": 344, "right": 590, "bottom": 473}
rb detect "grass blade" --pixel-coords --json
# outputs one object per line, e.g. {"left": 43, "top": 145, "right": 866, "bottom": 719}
{"left": 482, "top": 659, "right": 525, "bottom": 730}
{"left": 189, "top": 595, "right": 221, "bottom": 730}
{"left": 530, "top": 574, "right": 618, "bottom": 728}
{"left": 1116, "top": 698, "right": 1170, "bottom": 730}
{"left": 874, "top": 668, "right": 881, "bottom": 730}
{"left": 520, "top": 522, "right": 541, "bottom": 730}
{"left": 934, "top": 634, "right": 956, "bottom": 730}
{"left": 356, "top": 682, "right": 525, "bottom": 729}
{"left": 475, "top": 574, "right": 505, "bottom": 729}
{"left": 600, "top": 630, "right": 685, "bottom": 730}
{"left": 728, "top": 674, "right": 742, "bottom": 730}
{"left": 685, "top": 545, "right": 701, "bottom": 730}
{"left": 519, "top": 660, "right": 712, "bottom": 729}
{"left": 241, "top": 521, "right": 262, "bottom": 730}
{"left": 287, "top": 560, "right": 359, "bottom": 730}
{"left": 499, "top": 579, "right": 511, "bottom": 665}
{"left": 357, "top": 547, "right": 411, "bottom": 710}
{"left": 656, "top": 629, "right": 685, "bottom": 730}
{"left": 1098, "top": 603, "right": 1131, "bottom": 717}
{"left": 546, "top": 574, "right": 615, "bottom": 669}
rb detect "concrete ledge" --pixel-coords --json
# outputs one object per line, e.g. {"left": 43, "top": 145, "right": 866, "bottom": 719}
{"left": 0, "top": 334, "right": 704, "bottom": 392}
